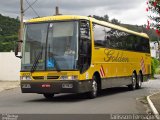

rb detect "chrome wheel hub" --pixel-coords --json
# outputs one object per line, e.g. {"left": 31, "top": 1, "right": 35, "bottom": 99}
{"left": 132, "top": 75, "right": 136, "bottom": 88}
{"left": 92, "top": 80, "right": 97, "bottom": 96}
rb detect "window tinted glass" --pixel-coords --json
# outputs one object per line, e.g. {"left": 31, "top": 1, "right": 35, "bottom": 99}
{"left": 93, "top": 23, "right": 150, "bottom": 53}
{"left": 93, "top": 24, "right": 105, "bottom": 47}
{"left": 79, "top": 20, "right": 91, "bottom": 73}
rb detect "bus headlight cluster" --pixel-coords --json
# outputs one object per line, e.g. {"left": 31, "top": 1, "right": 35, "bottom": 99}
{"left": 60, "top": 75, "right": 78, "bottom": 80}
{"left": 21, "top": 76, "right": 32, "bottom": 80}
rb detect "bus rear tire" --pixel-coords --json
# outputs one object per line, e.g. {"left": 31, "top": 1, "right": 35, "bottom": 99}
{"left": 43, "top": 93, "right": 54, "bottom": 99}
{"left": 88, "top": 75, "right": 98, "bottom": 99}
{"left": 128, "top": 72, "right": 137, "bottom": 90}
{"left": 136, "top": 72, "right": 142, "bottom": 89}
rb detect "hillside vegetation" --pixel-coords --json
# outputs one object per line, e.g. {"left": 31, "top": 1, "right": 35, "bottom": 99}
{"left": 0, "top": 14, "right": 19, "bottom": 52}
{"left": 122, "top": 24, "right": 159, "bottom": 42}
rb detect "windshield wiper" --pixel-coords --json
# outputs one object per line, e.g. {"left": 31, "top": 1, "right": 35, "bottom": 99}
{"left": 31, "top": 46, "right": 43, "bottom": 73}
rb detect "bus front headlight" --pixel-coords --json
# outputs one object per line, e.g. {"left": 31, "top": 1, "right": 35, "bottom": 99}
{"left": 60, "top": 75, "right": 78, "bottom": 80}
{"left": 21, "top": 76, "right": 32, "bottom": 80}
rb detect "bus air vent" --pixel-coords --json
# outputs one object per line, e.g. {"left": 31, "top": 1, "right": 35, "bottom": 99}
{"left": 33, "top": 76, "right": 44, "bottom": 80}
{"left": 47, "top": 76, "right": 59, "bottom": 79}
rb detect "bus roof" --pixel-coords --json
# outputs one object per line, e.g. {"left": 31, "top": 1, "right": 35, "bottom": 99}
{"left": 27, "top": 15, "right": 149, "bottom": 39}
{"left": 27, "top": 15, "right": 90, "bottom": 23}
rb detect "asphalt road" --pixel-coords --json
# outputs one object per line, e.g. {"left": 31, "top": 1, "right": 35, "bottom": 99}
{"left": 0, "top": 78, "right": 160, "bottom": 120}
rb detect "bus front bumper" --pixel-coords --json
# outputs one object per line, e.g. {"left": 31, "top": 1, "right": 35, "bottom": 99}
{"left": 21, "top": 80, "right": 92, "bottom": 94}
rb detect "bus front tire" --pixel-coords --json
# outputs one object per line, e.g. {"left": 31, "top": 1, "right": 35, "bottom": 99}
{"left": 128, "top": 73, "right": 137, "bottom": 90}
{"left": 88, "top": 76, "right": 98, "bottom": 99}
{"left": 43, "top": 93, "right": 54, "bottom": 99}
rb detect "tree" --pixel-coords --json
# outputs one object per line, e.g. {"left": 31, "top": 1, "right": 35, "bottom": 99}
{"left": 0, "top": 14, "right": 19, "bottom": 52}
{"left": 146, "top": 0, "right": 160, "bottom": 35}
{"left": 147, "top": 0, "right": 160, "bottom": 59}
{"left": 92, "top": 14, "right": 121, "bottom": 24}
{"left": 104, "top": 14, "right": 109, "bottom": 22}
{"left": 110, "top": 18, "right": 121, "bottom": 25}
{"left": 92, "top": 14, "right": 109, "bottom": 22}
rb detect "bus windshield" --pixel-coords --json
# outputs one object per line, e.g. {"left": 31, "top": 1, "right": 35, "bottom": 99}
{"left": 21, "top": 21, "right": 79, "bottom": 71}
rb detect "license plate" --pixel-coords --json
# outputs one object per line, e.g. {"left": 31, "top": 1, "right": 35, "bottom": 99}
{"left": 62, "top": 83, "right": 73, "bottom": 88}
{"left": 22, "top": 84, "right": 31, "bottom": 88}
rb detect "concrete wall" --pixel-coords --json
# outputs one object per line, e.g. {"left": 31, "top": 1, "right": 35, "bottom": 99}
{"left": 0, "top": 52, "right": 20, "bottom": 81}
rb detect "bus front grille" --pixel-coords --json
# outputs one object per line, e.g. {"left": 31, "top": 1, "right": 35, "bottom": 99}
{"left": 32, "top": 76, "right": 59, "bottom": 80}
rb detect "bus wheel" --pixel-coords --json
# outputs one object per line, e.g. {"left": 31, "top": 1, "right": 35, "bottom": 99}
{"left": 136, "top": 72, "right": 142, "bottom": 89}
{"left": 128, "top": 72, "right": 137, "bottom": 90}
{"left": 88, "top": 76, "right": 98, "bottom": 99}
{"left": 43, "top": 93, "right": 54, "bottom": 99}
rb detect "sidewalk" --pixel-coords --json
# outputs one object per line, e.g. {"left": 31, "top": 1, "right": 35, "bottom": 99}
{"left": 148, "top": 75, "right": 160, "bottom": 117}
{"left": 149, "top": 92, "right": 160, "bottom": 114}
{"left": 0, "top": 81, "right": 20, "bottom": 92}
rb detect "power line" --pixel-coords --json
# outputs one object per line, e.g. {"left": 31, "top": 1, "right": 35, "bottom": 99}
{"left": 24, "top": 0, "right": 38, "bottom": 12}
{"left": 25, "top": 0, "right": 40, "bottom": 17}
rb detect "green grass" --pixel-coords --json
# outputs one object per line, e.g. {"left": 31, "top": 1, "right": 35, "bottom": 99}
{"left": 155, "top": 67, "right": 160, "bottom": 74}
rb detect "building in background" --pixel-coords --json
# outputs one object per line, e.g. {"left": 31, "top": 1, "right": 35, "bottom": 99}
{"left": 0, "top": 52, "right": 20, "bottom": 81}
{"left": 150, "top": 42, "right": 159, "bottom": 59}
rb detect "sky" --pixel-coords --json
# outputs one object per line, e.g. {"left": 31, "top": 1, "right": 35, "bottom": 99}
{"left": 0, "top": 0, "right": 148, "bottom": 25}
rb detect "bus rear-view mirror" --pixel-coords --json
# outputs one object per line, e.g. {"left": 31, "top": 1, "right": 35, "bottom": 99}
{"left": 15, "top": 40, "right": 23, "bottom": 59}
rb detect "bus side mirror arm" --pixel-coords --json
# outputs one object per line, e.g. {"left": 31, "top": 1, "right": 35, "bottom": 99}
{"left": 15, "top": 40, "right": 23, "bottom": 59}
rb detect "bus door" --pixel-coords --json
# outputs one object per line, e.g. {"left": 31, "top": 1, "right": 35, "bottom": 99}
{"left": 79, "top": 20, "right": 91, "bottom": 73}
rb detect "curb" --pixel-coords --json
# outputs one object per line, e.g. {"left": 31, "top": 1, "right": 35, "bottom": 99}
{"left": 0, "top": 81, "right": 20, "bottom": 92}
{"left": 147, "top": 92, "right": 160, "bottom": 120}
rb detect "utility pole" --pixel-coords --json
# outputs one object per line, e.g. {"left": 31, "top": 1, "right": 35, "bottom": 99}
{"left": 55, "top": 6, "right": 62, "bottom": 15}
{"left": 20, "top": 0, "right": 24, "bottom": 41}
{"left": 55, "top": 6, "right": 59, "bottom": 15}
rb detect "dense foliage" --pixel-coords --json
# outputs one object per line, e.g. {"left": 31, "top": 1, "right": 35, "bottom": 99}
{"left": 0, "top": 14, "right": 19, "bottom": 52}
{"left": 92, "top": 14, "right": 159, "bottom": 41}
{"left": 151, "top": 57, "right": 159, "bottom": 77}
{"left": 146, "top": 0, "right": 160, "bottom": 35}
{"left": 93, "top": 14, "right": 121, "bottom": 25}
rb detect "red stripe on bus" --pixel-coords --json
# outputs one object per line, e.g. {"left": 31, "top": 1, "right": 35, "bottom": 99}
{"left": 100, "top": 66, "right": 105, "bottom": 77}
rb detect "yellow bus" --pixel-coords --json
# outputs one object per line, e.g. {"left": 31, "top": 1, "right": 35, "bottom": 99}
{"left": 15, "top": 15, "right": 151, "bottom": 99}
